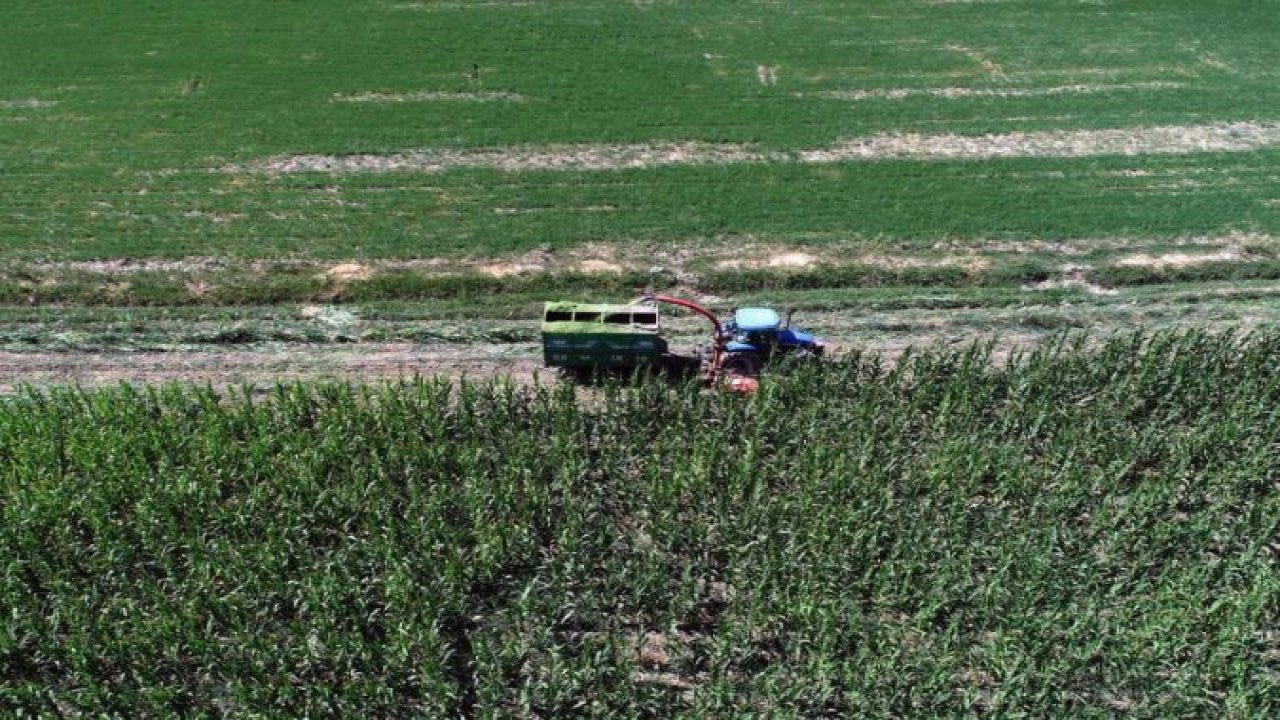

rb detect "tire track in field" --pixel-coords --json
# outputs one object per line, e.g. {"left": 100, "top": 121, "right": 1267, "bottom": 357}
{"left": 227, "top": 122, "right": 1280, "bottom": 175}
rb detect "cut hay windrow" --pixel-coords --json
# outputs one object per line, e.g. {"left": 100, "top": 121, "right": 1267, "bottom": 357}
{"left": 331, "top": 90, "right": 530, "bottom": 103}
{"left": 228, "top": 122, "right": 1280, "bottom": 175}
{"left": 807, "top": 81, "right": 1185, "bottom": 102}
{"left": 0, "top": 98, "right": 57, "bottom": 109}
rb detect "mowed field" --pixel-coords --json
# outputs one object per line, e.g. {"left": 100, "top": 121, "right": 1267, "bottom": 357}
{"left": 4, "top": 0, "right": 1280, "bottom": 383}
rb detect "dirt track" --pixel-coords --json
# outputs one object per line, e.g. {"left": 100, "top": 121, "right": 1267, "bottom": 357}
{"left": 0, "top": 332, "right": 1073, "bottom": 392}
{"left": 0, "top": 344, "right": 554, "bottom": 392}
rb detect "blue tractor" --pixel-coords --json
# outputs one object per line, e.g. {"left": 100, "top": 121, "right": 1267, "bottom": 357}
{"left": 544, "top": 295, "right": 826, "bottom": 392}
{"left": 720, "top": 307, "right": 825, "bottom": 377}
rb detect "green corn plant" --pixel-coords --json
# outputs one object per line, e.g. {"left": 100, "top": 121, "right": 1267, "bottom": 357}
{"left": 1, "top": 329, "right": 1279, "bottom": 716}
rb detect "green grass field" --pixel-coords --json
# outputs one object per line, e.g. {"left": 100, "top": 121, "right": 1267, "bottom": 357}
{"left": 2, "top": 0, "right": 1279, "bottom": 260}
{"left": 5, "top": 0, "right": 1280, "bottom": 354}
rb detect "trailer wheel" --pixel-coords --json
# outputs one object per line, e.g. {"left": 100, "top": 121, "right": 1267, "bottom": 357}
{"left": 558, "top": 366, "right": 593, "bottom": 383}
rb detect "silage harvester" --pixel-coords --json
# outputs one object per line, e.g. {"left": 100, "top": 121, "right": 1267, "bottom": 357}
{"left": 540, "top": 293, "right": 824, "bottom": 392}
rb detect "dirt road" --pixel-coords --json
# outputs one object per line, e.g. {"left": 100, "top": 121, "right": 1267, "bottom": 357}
{"left": 0, "top": 344, "right": 554, "bottom": 392}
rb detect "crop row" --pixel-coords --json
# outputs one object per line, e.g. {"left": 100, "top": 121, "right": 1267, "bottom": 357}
{"left": 2, "top": 330, "right": 1278, "bottom": 716}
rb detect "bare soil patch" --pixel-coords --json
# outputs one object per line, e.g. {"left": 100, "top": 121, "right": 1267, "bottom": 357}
{"left": 0, "top": 345, "right": 549, "bottom": 393}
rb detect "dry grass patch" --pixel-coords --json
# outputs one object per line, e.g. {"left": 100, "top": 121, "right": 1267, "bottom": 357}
{"left": 578, "top": 259, "right": 624, "bottom": 274}
{"left": 1026, "top": 264, "right": 1118, "bottom": 296}
{"left": 939, "top": 239, "right": 1093, "bottom": 256}
{"left": 390, "top": 1, "right": 536, "bottom": 9}
{"left": 711, "top": 245, "right": 990, "bottom": 272}
{"left": 756, "top": 64, "right": 779, "bottom": 86}
{"left": 476, "top": 247, "right": 552, "bottom": 277}
{"left": 229, "top": 122, "right": 1280, "bottom": 176}
{"left": 0, "top": 98, "right": 57, "bottom": 109}
{"left": 235, "top": 142, "right": 765, "bottom": 175}
{"left": 34, "top": 258, "right": 233, "bottom": 274}
{"left": 944, "top": 43, "right": 1006, "bottom": 77}
{"left": 934, "top": 232, "right": 1278, "bottom": 256}
{"left": 184, "top": 280, "right": 211, "bottom": 299}
{"left": 479, "top": 262, "right": 544, "bottom": 277}
{"left": 716, "top": 251, "right": 822, "bottom": 270}
{"left": 17, "top": 234, "right": 1274, "bottom": 296}
{"left": 321, "top": 263, "right": 375, "bottom": 283}
{"left": 632, "top": 671, "right": 698, "bottom": 691}
{"left": 1113, "top": 247, "right": 1247, "bottom": 269}
{"left": 183, "top": 210, "right": 245, "bottom": 224}
{"left": 799, "top": 122, "right": 1280, "bottom": 162}
{"left": 859, "top": 253, "right": 990, "bottom": 272}
{"left": 809, "top": 81, "right": 1183, "bottom": 102}
{"left": 332, "top": 90, "right": 529, "bottom": 103}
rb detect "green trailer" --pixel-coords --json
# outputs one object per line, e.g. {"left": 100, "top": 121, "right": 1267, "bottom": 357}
{"left": 541, "top": 301, "right": 669, "bottom": 372}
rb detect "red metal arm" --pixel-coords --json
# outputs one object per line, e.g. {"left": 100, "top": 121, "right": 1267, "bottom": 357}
{"left": 642, "top": 294, "right": 722, "bottom": 335}
{"left": 641, "top": 294, "right": 726, "bottom": 382}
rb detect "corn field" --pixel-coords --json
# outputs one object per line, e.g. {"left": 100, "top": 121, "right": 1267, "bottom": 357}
{"left": 2, "top": 330, "right": 1278, "bottom": 717}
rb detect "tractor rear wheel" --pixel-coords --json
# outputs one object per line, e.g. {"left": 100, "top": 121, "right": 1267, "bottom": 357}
{"left": 722, "top": 352, "right": 763, "bottom": 377}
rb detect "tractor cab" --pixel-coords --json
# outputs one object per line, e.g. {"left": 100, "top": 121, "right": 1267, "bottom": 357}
{"left": 722, "top": 307, "right": 825, "bottom": 372}
{"left": 725, "top": 308, "right": 783, "bottom": 357}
